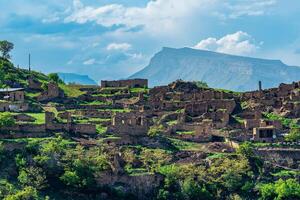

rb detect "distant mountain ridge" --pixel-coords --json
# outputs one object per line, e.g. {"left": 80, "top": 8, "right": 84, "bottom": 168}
{"left": 130, "top": 47, "right": 300, "bottom": 91}
{"left": 58, "top": 73, "right": 97, "bottom": 85}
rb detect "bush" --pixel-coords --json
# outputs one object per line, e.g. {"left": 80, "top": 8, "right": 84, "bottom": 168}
{"left": 48, "top": 73, "right": 64, "bottom": 84}
{"left": 285, "top": 128, "right": 300, "bottom": 142}
{"left": 17, "top": 167, "right": 48, "bottom": 190}
{"left": 258, "top": 179, "right": 300, "bottom": 200}
{"left": 148, "top": 125, "right": 164, "bottom": 137}
{"left": 0, "top": 112, "right": 15, "bottom": 128}
{"left": 4, "top": 186, "right": 38, "bottom": 200}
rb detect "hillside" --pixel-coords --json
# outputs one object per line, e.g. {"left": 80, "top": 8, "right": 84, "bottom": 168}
{"left": 58, "top": 73, "right": 97, "bottom": 85}
{"left": 0, "top": 58, "right": 49, "bottom": 88}
{"left": 130, "top": 47, "right": 300, "bottom": 91}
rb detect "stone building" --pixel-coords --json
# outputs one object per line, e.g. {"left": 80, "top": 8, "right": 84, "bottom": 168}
{"left": 0, "top": 88, "right": 28, "bottom": 112}
{"left": 0, "top": 88, "right": 25, "bottom": 102}
{"left": 108, "top": 112, "right": 150, "bottom": 136}
{"left": 252, "top": 119, "right": 282, "bottom": 142}
{"left": 101, "top": 79, "right": 148, "bottom": 88}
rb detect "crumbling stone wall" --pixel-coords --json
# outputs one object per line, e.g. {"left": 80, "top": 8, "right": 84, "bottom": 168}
{"left": 37, "top": 82, "right": 64, "bottom": 102}
{"left": 28, "top": 77, "right": 42, "bottom": 90}
{"left": 101, "top": 79, "right": 148, "bottom": 88}
{"left": 108, "top": 112, "right": 150, "bottom": 136}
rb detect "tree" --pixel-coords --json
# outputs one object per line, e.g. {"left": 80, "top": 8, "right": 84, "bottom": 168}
{"left": 48, "top": 73, "right": 64, "bottom": 84}
{"left": 193, "top": 81, "right": 208, "bottom": 88}
{"left": 0, "top": 41, "right": 14, "bottom": 60}
{"left": 237, "top": 142, "right": 255, "bottom": 158}
{"left": 4, "top": 186, "right": 39, "bottom": 200}
{"left": 258, "top": 179, "right": 300, "bottom": 200}
{"left": 17, "top": 166, "right": 48, "bottom": 190}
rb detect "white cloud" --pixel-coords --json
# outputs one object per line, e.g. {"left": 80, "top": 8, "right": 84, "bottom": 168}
{"left": 83, "top": 58, "right": 96, "bottom": 65}
{"left": 106, "top": 43, "right": 131, "bottom": 51}
{"left": 64, "top": 0, "right": 213, "bottom": 35}
{"left": 193, "top": 31, "right": 260, "bottom": 56}
{"left": 225, "top": 0, "right": 276, "bottom": 19}
{"left": 63, "top": 0, "right": 276, "bottom": 36}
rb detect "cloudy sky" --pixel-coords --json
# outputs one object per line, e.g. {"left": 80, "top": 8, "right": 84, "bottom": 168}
{"left": 1, "top": 0, "right": 300, "bottom": 82}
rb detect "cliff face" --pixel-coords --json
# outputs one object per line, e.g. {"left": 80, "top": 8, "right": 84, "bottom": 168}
{"left": 130, "top": 47, "right": 300, "bottom": 91}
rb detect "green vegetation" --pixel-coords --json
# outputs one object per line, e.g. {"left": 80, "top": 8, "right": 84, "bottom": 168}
{"left": 48, "top": 73, "right": 64, "bottom": 84}
{"left": 176, "top": 130, "right": 195, "bottom": 135}
{"left": 96, "top": 124, "right": 108, "bottom": 134}
{"left": 129, "top": 87, "right": 149, "bottom": 93}
{"left": 148, "top": 125, "right": 165, "bottom": 137}
{"left": 0, "top": 112, "right": 15, "bottom": 128}
{"left": 0, "top": 40, "right": 14, "bottom": 60}
{"left": 0, "top": 58, "right": 49, "bottom": 88}
{"left": 257, "top": 179, "right": 300, "bottom": 200}
{"left": 168, "top": 138, "right": 203, "bottom": 151}
{"left": 193, "top": 81, "right": 209, "bottom": 88}
{"left": 157, "top": 155, "right": 253, "bottom": 200}
{"left": 59, "top": 84, "right": 86, "bottom": 97}
{"left": 264, "top": 112, "right": 299, "bottom": 128}
{"left": 285, "top": 128, "right": 300, "bottom": 141}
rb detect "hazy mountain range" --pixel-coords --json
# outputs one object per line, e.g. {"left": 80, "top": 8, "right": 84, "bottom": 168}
{"left": 130, "top": 47, "right": 300, "bottom": 91}
{"left": 58, "top": 73, "right": 97, "bottom": 85}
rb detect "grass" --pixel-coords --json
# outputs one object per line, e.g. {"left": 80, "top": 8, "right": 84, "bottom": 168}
{"left": 166, "top": 120, "right": 178, "bottom": 126}
{"left": 206, "top": 152, "right": 232, "bottom": 159}
{"left": 129, "top": 87, "right": 149, "bottom": 93}
{"left": 12, "top": 112, "right": 45, "bottom": 124}
{"left": 264, "top": 112, "right": 300, "bottom": 128}
{"left": 232, "top": 115, "right": 245, "bottom": 124}
{"left": 80, "top": 100, "right": 111, "bottom": 105}
{"left": 26, "top": 113, "right": 45, "bottom": 124}
{"left": 0, "top": 137, "right": 52, "bottom": 143}
{"left": 168, "top": 137, "right": 203, "bottom": 151}
{"left": 176, "top": 130, "right": 195, "bottom": 135}
{"left": 96, "top": 124, "right": 108, "bottom": 134}
{"left": 271, "top": 170, "right": 300, "bottom": 177}
{"left": 25, "top": 92, "right": 41, "bottom": 98}
{"left": 59, "top": 84, "right": 86, "bottom": 97}
{"left": 215, "top": 88, "right": 241, "bottom": 95}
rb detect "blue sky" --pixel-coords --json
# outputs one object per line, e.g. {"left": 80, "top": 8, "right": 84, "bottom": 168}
{"left": 1, "top": 0, "right": 300, "bottom": 82}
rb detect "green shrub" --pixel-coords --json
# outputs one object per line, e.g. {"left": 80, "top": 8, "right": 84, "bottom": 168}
{"left": 258, "top": 179, "right": 300, "bottom": 200}
{"left": 0, "top": 112, "right": 15, "bottom": 128}
{"left": 285, "top": 128, "right": 300, "bottom": 142}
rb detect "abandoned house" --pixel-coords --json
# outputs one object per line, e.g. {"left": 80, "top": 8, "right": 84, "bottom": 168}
{"left": 0, "top": 88, "right": 25, "bottom": 102}
{"left": 0, "top": 88, "right": 28, "bottom": 112}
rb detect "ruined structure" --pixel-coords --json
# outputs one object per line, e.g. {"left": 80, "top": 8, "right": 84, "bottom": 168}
{"left": 37, "top": 82, "right": 64, "bottom": 102}
{"left": 0, "top": 88, "right": 28, "bottom": 112}
{"left": 101, "top": 79, "right": 148, "bottom": 88}
{"left": 108, "top": 111, "right": 151, "bottom": 136}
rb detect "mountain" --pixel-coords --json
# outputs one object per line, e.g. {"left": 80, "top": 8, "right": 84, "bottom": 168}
{"left": 130, "top": 47, "right": 300, "bottom": 91}
{"left": 58, "top": 73, "right": 97, "bottom": 85}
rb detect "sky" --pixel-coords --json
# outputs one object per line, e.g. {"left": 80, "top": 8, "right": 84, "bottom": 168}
{"left": 1, "top": 0, "right": 300, "bottom": 83}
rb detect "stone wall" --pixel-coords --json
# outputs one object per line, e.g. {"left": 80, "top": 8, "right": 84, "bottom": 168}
{"left": 108, "top": 112, "right": 150, "bottom": 136}
{"left": 28, "top": 77, "right": 42, "bottom": 90}
{"left": 101, "top": 79, "right": 148, "bottom": 88}
{"left": 37, "top": 82, "right": 64, "bottom": 102}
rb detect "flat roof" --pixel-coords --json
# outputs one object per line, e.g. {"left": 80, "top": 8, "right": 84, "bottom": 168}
{"left": 0, "top": 88, "right": 24, "bottom": 92}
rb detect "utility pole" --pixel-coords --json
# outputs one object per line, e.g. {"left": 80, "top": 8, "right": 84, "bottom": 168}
{"left": 259, "top": 81, "right": 262, "bottom": 91}
{"left": 28, "top": 53, "right": 31, "bottom": 72}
